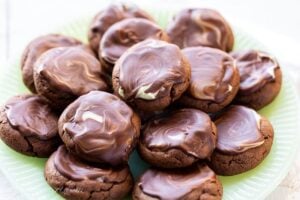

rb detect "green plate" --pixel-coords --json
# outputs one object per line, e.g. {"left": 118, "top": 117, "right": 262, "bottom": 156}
{"left": 0, "top": 10, "right": 299, "bottom": 200}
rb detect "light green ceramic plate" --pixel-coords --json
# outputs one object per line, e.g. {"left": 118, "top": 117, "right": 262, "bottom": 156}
{"left": 0, "top": 9, "right": 299, "bottom": 200}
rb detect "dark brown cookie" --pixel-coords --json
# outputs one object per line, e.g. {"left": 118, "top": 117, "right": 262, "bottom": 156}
{"left": 0, "top": 94, "right": 60, "bottom": 157}
{"left": 179, "top": 46, "right": 240, "bottom": 113}
{"left": 231, "top": 50, "right": 282, "bottom": 110}
{"left": 58, "top": 91, "right": 141, "bottom": 166}
{"left": 21, "top": 34, "right": 81, "bottom": 93}
{"left": 88, "top": 3, "right": 154, "bottom": 54}
{"left": 33, "top": 46, "right": 108, "bottom": 111}
{"left": 166, "top": 8, "right": 234, "bottom": 51}
{"left": 133, "top": 164, "right": 222, "bottom": 200}
{"left": 45, "top": 146, "right": 133, "bottom": 200}
{"left": 99, "top": 18, "right": 169, "bottom": 73}
{"left": 139, "top": 108, "right": 217, "bottom": 168}
{"left": 209, "top": 105, "right": 274, "bottom": 175}
{"left": 112, "top": 39, "right": 191, "bottom": 112}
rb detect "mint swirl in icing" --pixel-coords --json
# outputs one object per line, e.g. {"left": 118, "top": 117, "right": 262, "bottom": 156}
{"left": 142, "top": 108, "right": 216, "bottom": 158}
{"left": 5, "top": 95, "right": 58, "bottom": 140}
{"left": 54, "top": 146, "right": 129, "bottom": 182}
{"left": 167, "top": 8, "right": 234, "bottom": 51}
{"left": 116, "top": 39, "right": 189, "bottom": 101}
{"left": 182, "top": 46, "right": 235, "bottom": 103}
{"left": 59, "top": 91, "right": 139, "bottom": 166}
{"left": 139, "top": 164, "right": 215, "bottom": 200}
{"left": 215, "top": 105, "right": 264, "bottom": 154}
{"left": 35, "top": 46, "right": 108, "bottom": 96}
{"left": 231, "top": 50, "right": 279, "bottom": 94}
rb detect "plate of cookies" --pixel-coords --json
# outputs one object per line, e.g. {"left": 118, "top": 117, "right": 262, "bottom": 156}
{"left": 0, "top": 3, "right": 299, "bottom": 200}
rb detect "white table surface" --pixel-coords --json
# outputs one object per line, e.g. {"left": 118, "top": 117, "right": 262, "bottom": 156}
{"left": 0, "top": 0, "right": 300, "bottom": 199}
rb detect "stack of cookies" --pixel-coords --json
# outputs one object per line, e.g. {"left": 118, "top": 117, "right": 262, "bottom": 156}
{"left": 0, "top": 3, "right": 282, "bottom": 200}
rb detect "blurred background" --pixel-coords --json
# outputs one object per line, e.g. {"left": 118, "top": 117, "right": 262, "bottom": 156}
{"left": 0, "top": 0, "right": 300, "bottom": 199}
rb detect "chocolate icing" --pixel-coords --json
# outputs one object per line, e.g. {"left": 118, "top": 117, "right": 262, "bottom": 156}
{"left": 116, "top": 39, "right": 189, "bottom": 101}
{"left": 88, "top": 3, "right": 153, "bottom": 53}
{"left": 21, "top": 34, "right": 81, "bottom": 92}
{"left": 5, "top": 95, "right": 58, "bottom": 140}
{"left": 100, "top": 18, "right": 168, "bottom": 70}
{"left": 231, "top": 50, "right": 279, "bottom": 94}
{"left": 139, "top": 164, "right": 215, "bottom": 200}
{"left": 35, "top": 46, "right": 108, "bottom": 96}
{"left": 59, "top": 91, "right": 139, "bottom": 166}
{"left": 182, "top": 47, "right": 235, "bottom": 103}
{"left": 142, "top": 108, "right": 216, "bottom": 158}
{"left": 215, "top": 105, "right": 264, "bottom": 154}
{"left": 166, "top": 8, "right": 234, "bottom": 51}
{"left": 54, "top": 146, "right": 129, "bottom": 182}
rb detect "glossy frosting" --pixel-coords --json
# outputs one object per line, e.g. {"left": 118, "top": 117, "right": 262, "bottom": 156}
{"left": 116, "top": 39, "right": 189, "bottom": 101}
{"left": 59, "top": 91, "right": 139, "bottom": 166}
{"left": 142, "top": 109, "right": 216, "bottom": 158}
{"left": 100, "top": 18, "right": 168, "bottom": 69}
{"left": 53, "top": 146, "right": 129, "bottom": 182}
{"left": 21, "top": 34, "right": 81, "bottom": 92}
{"left": 35, "top": 46, "right": 108, "bottom": 96}
{"left": 182, "top": 46, "right": 235, "bottom": 103}
{"left": 5, "top": 95, "right": 58, "bottom": 140}
{"left": 166, "top": 8, "right": 234, "bottom": 51}
{"left": 139, "top": 164, "right": 215, "bottom": 200}
{"left": 231, "top": 50, "right": 279, "bottom": 94}
{"left": 215, "top": 105, "right": 264, "bottom": 154}
{"left": 88, "top": 3, "right": 153, "bottom": 53}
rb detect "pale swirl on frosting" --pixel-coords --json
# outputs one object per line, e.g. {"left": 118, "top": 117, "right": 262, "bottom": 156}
{"left": 182, "top": 46, "right": 235, "bottom": 103}
{"left": 139, "top": 164, "right": 215, "bottom": 200}
{"left": 35, "top": 46, "right": 107, "bottom": 96}
{"left": 116, "top": 39, "right": 189, "bottom": 101}
{"left": 59, "top": 91, "right": 138, "bottom": 165}
{"left": 142, "top": 109, "right": 216, "bottom": 158}
{"left": 231, "top": 50, "right": 279, "bottom": 94}
{"left": 100, "top": 18, "right": 167, "bottom": 66}
{"left": 215, "top": 105, "right": 264, "bottom": 154}
{"left": 166, "top": 8, "right": 234, "bottom": 51}
{"left": 53, "top": 146, "right": 129, "bottom": 182}
{"left": 5, "top": 95, "right": 58, "bottom": 140}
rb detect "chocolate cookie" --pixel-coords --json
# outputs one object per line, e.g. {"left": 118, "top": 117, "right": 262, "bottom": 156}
{"left": 139, "top": 108, "right": 217, "bottom": 168}
{"left": 133, "top": 164, "right": 223, "bottom": 200}
{"left": 0, "top": 94, "right": 60, "bottom": 157}
{"left": 99, "top": 18, "right": 169, "bottom": 73}
{"left": 166, "top": 8, "right": 234, "bottom": 51}
{"left": 88, "top": 3, "right": 154, "bottom": 54}
{"left": 231, "top": 50, "right": 282, "bottom": 110}
{"left": 179, "top": 47, "right": 240, "bottom": 113}
{"left": 21, "top": 34, "right": 81, "bottom": 93}
{"left": 209, "top": 105, "right": 274, "bottom": 175}
{"left": 112, "top": 39, "right": 191, "bottom": 112}
{"left": 45, "top": 146, "right": 133, "bottom": 200}
{"left": 34, "top": 46, "right": 108, "bottom": 111}
{"left": 58, "top": 91, "right": 141, "bottom": 166}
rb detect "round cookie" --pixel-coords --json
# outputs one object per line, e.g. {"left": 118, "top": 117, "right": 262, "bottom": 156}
{"left": 34, "top": 46, "right": 108, "bottom": 111}
{"left": 133, "top": 164, "right": 223, "bottom": 200}
{"left": 21, "top": 34, "right": 81, "bottom": 93}
{"left": 45, "top": 146, "right": 133, "bottom": 200}
{"left": 179, "top": 46, "right": 240, "bottom": 113}
{"left": 166, "top": 8, "right": 234, "bottom": 51}
{"left": 88, "top": 3, "right": 154, "bottom": 54}
{"left": 209, "top": 105, "right": 274, "bottom": 176}
{"left": 231, "top": 50, "right": 282, "bottom": 110}
{"left": 58, "top": 91, "right": 141, "bottom": 166}
{"left": 0, "top": 94, "right": 60, "bottom": 157}
{"left": 112, "top": 39, "right": 191, "bottom": 112}
{"left": 99, "top": 18, "right": 169, "bottom": 73}
{"left": 139, "top": 108, "right": 217, "bottom": 168}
